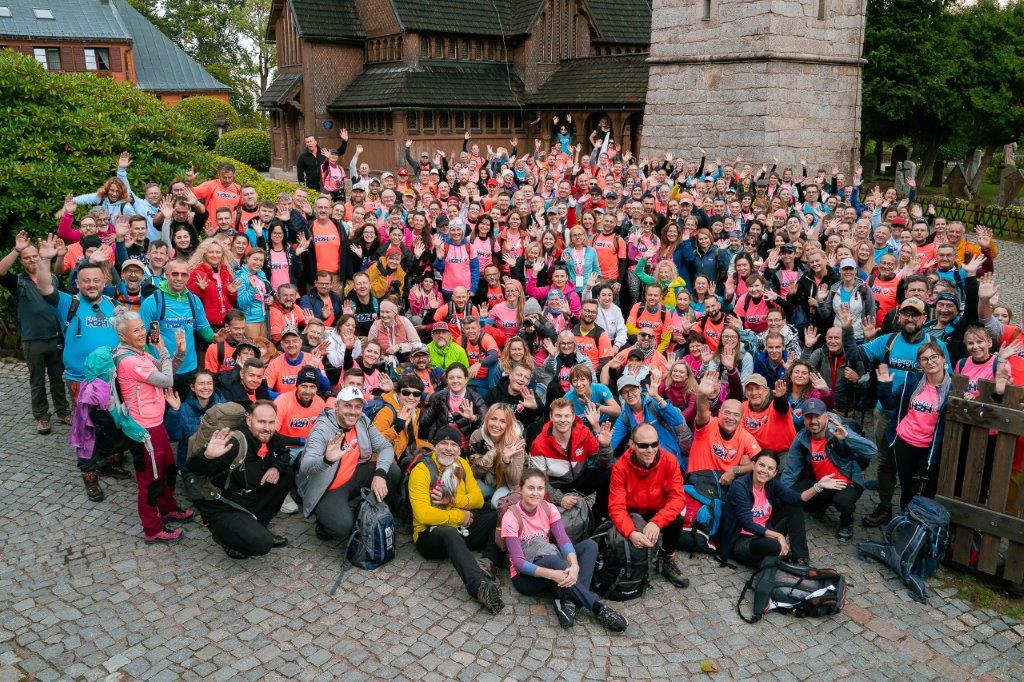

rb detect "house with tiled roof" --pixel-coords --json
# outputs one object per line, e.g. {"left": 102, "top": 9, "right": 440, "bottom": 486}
{"left": 261, "top": 0, "right": 651, "bottom": 174}
{"left": 0, "top": 0, "right": 229, "bottom": 104}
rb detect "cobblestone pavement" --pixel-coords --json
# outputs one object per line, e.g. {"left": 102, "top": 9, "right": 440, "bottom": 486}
{"left": 2, "top": 241, "right": 1024, "bottom": 681}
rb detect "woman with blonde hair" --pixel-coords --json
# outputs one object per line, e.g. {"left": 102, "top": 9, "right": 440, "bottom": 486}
{"left": 187, "top": 238, "right": 236, "bottom": 328}
{"left": 488, "top": 279, "right": 525, "bottom": 341}
{"left": 467, "top": 403, "right": 527, "bottom": 508}
{"left": 659, "top": 360, "right": 699, "bottom": 424}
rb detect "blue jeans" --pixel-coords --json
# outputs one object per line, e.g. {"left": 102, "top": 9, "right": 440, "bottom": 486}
{"left": 511, "top": 538, "right": 600, "bottom": 611}
{"left": 477, "top": 480, "right": 495, "bottom": 503}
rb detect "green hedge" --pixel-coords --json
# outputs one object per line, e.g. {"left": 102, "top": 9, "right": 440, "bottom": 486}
{"left": 174, "top": 95, "right": 241, "bottom": 149}
{"left": 215, "top": 128, "right": 271, "bottom": 171}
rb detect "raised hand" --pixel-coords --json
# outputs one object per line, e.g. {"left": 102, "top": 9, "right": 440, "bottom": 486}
{"left": 194, "top": 273, "right": 210, "bottom": 290}
{"left": 964, "top": 252, "right": 986, "bottom": 276}
{"left": 118, "top": 151, "right": 131, "bottom": 169}
{"left": 810, "top": 371, "right": 829, "bottom": 391}
{"left": 204, "top": 428, "right": 235, "bottom": 459}
{"left": 804, "top": 326, "right": 820, "bottom": 348}
{"left": 699, "top": 370, "right": 720, "bottom": 398}
{"left": 295, "top": 232, "right": 311, "bottom": 255}
{"left": 458, "top": 399, "right": 476, "bottom": 423}
{"left": 875, "top": 363, "right": 892, "bottom": 383}
{"left": 164, "top": 389, "right": 181, "bottom": 410}
{"left": 978, "top": 272, "right": 997, "bottom": 300}
{"left": 584, "top": 402, "right": 600, "bottom": 430}
{"left": 861, "top": 316, "right": 877, "bottom": 340}
{"left": 836, "top": 303, "right": 853, "bottom": 330}
{"left": 597, "top": 421, "right": 612, "bottom": 447}
{"left": 14, "top": 230, "right": 30, "bottom": 252}
{"left": 323, "top": 434, "right": 345, "bottom": 463}
{"left": 773, "top": 379, "right": 787, "bottom": 398}
{"left": 355, "top": 144, "right": 364, "bottom": 154}
{"left": 975, "top": 225, "right": 993, "bottom": 249}
{"left": 62, "top": 194, "right": 76, "bottom": 215}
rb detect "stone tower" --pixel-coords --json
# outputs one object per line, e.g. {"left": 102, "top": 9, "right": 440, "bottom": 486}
{"left": 642, "top": 0, "right": 866, "bottom": 171}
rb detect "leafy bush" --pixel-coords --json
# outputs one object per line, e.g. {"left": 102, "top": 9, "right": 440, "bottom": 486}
{"left": 174, "top": 95, "right": 241, "bottom": 148}
{"left": 215, "top": 128, "right": 271, "bottom": 171}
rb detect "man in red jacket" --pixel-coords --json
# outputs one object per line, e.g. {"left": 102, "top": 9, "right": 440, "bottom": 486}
{"left": 608, "top": 423, "right": 690, "bottom": 588}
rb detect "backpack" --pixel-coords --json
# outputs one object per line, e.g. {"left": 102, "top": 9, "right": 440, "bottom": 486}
{"left": 683, "top": 470, "right": 725, "bottom": 555}
{"left": 363, "top": 398, "right": 396, "bottom": 422}
{"left": 329, "top": 488, "right": 396, "bottom": 595}
{"left": 183, "top": 403, "right": 250, "bottom": 509}
{"left": 591, "top": 516, "right": 660, "bottom": 601}
{"left": 737, "top": 557, "right": 847, "bottom": 623}
{"left": 857, "top": 495, "right": 950, "bottom": 603}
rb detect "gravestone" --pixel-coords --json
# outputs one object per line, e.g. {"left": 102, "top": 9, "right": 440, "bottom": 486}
{"left": 995, "top": 165, "right": 1024, "bottom": 207}
{"left": 894, "top": 159, "right": 917, "bottom": 197}
{"left": 945, "top": 164, "right": 969, "bottom": 201}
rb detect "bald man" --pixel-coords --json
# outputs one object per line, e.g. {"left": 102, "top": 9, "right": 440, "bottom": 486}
{"left": 687, "top": 370, "right": 761, "bottom": 482}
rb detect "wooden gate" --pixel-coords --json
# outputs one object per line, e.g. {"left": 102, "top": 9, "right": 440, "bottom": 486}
{"left": 936, "top": 376, "right": 1024, "bottom": 585}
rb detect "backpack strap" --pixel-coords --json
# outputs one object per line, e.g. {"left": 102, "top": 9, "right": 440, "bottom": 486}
{"left": 217, "top": 341, "right": 226, "bottom": 370}
{"left": 882, "top": 333, "right": 899, "bottom": 366}
{"left": 65, "top": 295, "right": 82, "bottom": 336}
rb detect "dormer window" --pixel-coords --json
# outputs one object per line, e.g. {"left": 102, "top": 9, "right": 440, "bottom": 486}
{"left": 0, "top": 7, "right": 12, "bottom": 18}
{"left": 33, "top": 8, "right": 54, "bottom": 19}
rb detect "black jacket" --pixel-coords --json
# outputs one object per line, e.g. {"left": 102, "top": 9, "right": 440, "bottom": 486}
{"left": 216, "top": 367, "right": 271, "bottom": 409}
{"left": 296, "top": 149, "right": 326, "bottom": 189}
{"left": 188, "top": 425, "right": 290, "bottom": 506}
{"left": 418, "top": 387, "right": 487, "bottom": 444}
{"left": 719, "top": 473, "right": 804, "bottom": 561}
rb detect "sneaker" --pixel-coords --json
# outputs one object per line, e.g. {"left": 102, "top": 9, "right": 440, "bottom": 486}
{"left": 36, "top": 418, "right": 51, "bottom": 435}
{"left": 162, "top": 508, "right": 195, "bottom": 524}
{"left": 553, "top": 598, "right": 577, "bottom": 628}
{"left": 144, "top": 527, "right": 184, "bottom": 544}
{"left": 270, "top": 533, "right": 288, "bottom": 548}
{"left": 81, "top": 471, "right": 104, "bottom": 502}
{"left": 98, "top": 464, "right": 132, "bottom": 480}
{"left": 279, "top": 494, "right": 300, "bottom": 515}
{"left": 660, "top": 552, "right": 690, "bottom": 589}
{"left": 593, "top": 603, "right": 628, "bottom": 633}
{"left": 862, "top": 503, "right": 892, "bottom": 528}
{"left": 314, "top": 522, "right": 332, "bottom": 541}
{"left": 837, "top": 525, "right": 854, "bottom": 542}
{"left": 56, "top": 414, "right": 73, "bottom": 426}
{"left": 475, "top": 579, "right": 505, "bottom": 615}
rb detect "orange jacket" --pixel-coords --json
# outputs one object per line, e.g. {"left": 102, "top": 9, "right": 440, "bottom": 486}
{"left": 608, "top": 448, "right": 686, "bottom": 537}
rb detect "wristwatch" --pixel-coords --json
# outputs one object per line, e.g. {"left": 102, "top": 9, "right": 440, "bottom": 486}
{"left": 731, "top": 466, "right": 742, "bottom": 476}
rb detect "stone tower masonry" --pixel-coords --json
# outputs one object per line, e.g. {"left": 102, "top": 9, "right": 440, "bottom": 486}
{"left": 642, "top": 0, "right": 866, "bottom": 172}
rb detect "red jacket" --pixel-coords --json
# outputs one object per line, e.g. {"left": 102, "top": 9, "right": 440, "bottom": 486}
{"left": 609, "top": 448, "right": 686, "bottom": 537}
{"left": 188, "top": 262, "right": 236, "bottom": 327}
{"left": 529, "top": 417, "right": 600, "bottom": 485}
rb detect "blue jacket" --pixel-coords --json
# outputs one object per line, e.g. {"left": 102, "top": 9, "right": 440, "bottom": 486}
{"left": 781, "top": 423, "right": 877, "bottom": 489}
{"left": 610, "top": 395, "right": 686, "bottom": 465}
{"left": 753, "top": 350, "right": 788, "bottom": 383}
{"left": 878, "top": 371, "right": 951, "bottom": 469}
{"left": 719, "top": 473, "right": 804, "bottom": 561}
{"left": 234, "top": 267, "right": 272, "bottom": 323}
{"left": 845, "top": 327, "right": 949, "bottom": 412}
{"left": 560, "top": 246, "right": 602, "bottom": 294}
{"left": 165, "top": 392, "right": 226, "bottom": 467}
{"left": 681, "top": 237, "right": 729, "bottom": 293}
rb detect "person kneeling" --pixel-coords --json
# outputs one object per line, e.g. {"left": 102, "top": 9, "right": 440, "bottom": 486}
{"left": 410, "top": 426, "right": 506, "bottom": 615}
{"left": 608, "top": 424, "right": 690, "bottom": 589}
{"left": 719, "top": 450, "right": 846, "bottom": 567}
{"left": 504, "top": 468, "right": 627, "bottom": 631}
{"left": 191, "top": 400, "right": 294, "bottom": 559}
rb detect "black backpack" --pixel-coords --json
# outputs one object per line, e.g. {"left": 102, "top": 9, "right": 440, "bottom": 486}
{"left": 591, "top": 516, "right": 661, "bottom": 601}
{"left": 857, "top": 495, "right": 950, "bottom": 603}
{"left": 737, "top": 557, "right": 848, "bottom": 623}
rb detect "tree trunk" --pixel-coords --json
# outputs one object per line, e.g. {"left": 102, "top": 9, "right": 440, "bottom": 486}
{"left": 968, "top": 144, "right": 997, "bottom": 197}
{"left": 919, "top": 140, "right": 941, "bottom": 188}
{"left": 873, "top": 139, "right": 884, "bottom": 176}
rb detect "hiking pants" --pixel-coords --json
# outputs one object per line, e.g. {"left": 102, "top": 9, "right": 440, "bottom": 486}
{"left": 511, "top": 538, "right": 600, "bottom": 612}
{"left": 415, "top": 508, "right": 503, "bottom": 597}
{"left": 731, "top": 504, "right": 809, "bottom": 566}
{"left": 195, "top": 468, "right": 295, "bottom": 556}
{"left": 894, "top": 436, "right": 940, "bottom": 511}
{"left": 795, "top": 477, "right": 864, "bottom": 527}
{"left": 873, "top": 409, "right": 898, "bottom": 508}
{"left": 313, "top": 461, "right": 401, "bottom": 541}
{"left": 127, "top": 425, "right": 181, "bottom": 536}
{"left": 24, "top": 337, "right": 69, "bottom": 420}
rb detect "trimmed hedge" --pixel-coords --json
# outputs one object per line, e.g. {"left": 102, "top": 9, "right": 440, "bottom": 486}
{"left": 215, "top": 128, "right": 271, "bottom": 171}
{"left": 174, "top": 96, "right": 241, "bottom": 149}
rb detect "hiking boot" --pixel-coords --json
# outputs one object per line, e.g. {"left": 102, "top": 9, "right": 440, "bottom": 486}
{"left": 475, "top": 579, "right": 505, "bottom": 615}
{"left": 314, "top": 522, "right": 332, "bottom": 541}
{"left": 144, "top": 527, "right": 183, "bottom": 544}
{"left": 593, "top": 603, "right": 628, "bottom": 633}
{"left": 36, "top": 418, "right": 51, "bottom": 435}
{"left": 837, "top": 525, "right": 854, "bottom": 542}
{"left": 660, "top": 552, "right": 690, "bottom": 589}
{"left": 161, "top": 508, "right": 195, "bottom": 524}
{"left": 553, "top": 598, "right": 577, "bottom": 628}
{"left": 270, "top": 533, "right": 288, "bottom": 548}
{"left": 279, "top": 493, "right": 299, "bottom": 515}
{"left": 56, "top": 413, "right": 73, "bottom": 426}
{"left": 862, "top": 503, "right": 892, "bottom": 528}
{"left": 221, "top": 543, "right": 249, "bottom": 560}
{"left": 98, "top": 463, "right": 132, "bottom": 480}
{"left": 82, "top": 471, "right": 104, "bottom": 502}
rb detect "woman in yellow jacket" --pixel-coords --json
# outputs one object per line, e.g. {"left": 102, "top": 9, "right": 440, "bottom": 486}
{"left": 410, "top": 425, "right": 506, "bottom": 615}
{"left": 372, "top": 375, "right": 431, "bottom": 469}
{"left": 366, "top": 248, "right": 407, "bottom": 301}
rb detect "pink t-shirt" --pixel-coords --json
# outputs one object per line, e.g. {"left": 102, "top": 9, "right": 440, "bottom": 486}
{"left": 957, "top": 356, "right": 999, "bottom": 399}
{"left": 500, "top": 501, "right": 562, "bottom": 578}
{"left": 441, "top": 242, "right": 473, "bottom": 291}
{"left": 896, "top": 382, "right": 940, "bottom": 448}
{"left": 742, "top": 485, "right": 772, "bottom": 535}
{"left": 489, "top": 302, "right": 520, "bottom": 333}
{"left": 269, "top": 249, "right": 291, "bottom": 292}
{"left": 116, "top": 352, "right": 166, "bottom": 428}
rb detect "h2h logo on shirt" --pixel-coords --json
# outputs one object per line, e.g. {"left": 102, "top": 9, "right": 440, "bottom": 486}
{"left": 711, "top": 442, "right": 734, "bottom": 461}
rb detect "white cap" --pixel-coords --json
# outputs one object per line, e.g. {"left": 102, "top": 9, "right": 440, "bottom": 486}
{"left": 337, "top": 386, "right": 365, "bottom": 403}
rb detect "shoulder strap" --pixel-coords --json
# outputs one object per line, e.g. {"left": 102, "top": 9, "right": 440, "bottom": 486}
{"left": 882, "top": 333, "right": 899, "bottom": 365}
{"left": 217, "top": 341, "right": 226, "bottom": 369}
{"left": 511, "top": 504, "right": 525, "bottom": 537}
{"left": 156, "top": 289, "right": 166, "bottom": 321}
{"left": 956, "top": 357, "right": 966, "bottom": 374}
{"left": 66, "top": 295, "right": 81, "bottom": 326}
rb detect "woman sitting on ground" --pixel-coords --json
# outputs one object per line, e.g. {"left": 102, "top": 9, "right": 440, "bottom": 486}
{"left": 502, "top": 468, "right": 627, "bottom": 631}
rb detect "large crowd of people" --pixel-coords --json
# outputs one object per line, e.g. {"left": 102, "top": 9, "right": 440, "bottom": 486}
{"left": 2, "top": 121, "right": 1017, "bottom": 630}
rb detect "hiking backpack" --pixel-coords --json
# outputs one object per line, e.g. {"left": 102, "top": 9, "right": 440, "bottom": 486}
{"left": 737, "top": 556, "right": 848, "bottom": 623}
{"left": 329, "top": 488, "right": 397, "bottom": 596}
{"left": 591, "top": 515, "right": 661, "bottom": 601}
{"left": 857, "top": 495, "right": 951, "bottom": 603}
{"left": 683, "top": 470, "right": 725, "bottom": 554}
{"left": 183, "top": 402, "right": 250, "bottom": 510}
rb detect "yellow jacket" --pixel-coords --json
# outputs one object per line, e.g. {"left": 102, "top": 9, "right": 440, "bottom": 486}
{"left": 954, "top": 239, "right": 996, "bottom": 266}
{"left": 372, "top": 391, "right": 430, "bottom": 462}
{"left": 366, "top": 256, "right": 406, "bottom": 300}
{"left": 409, "top": 453, "right": 483, "bottom": 542}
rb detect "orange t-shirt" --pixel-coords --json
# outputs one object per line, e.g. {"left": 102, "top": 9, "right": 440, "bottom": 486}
{"left": 463, "top": 333, "right": 498, "bottom": 379}
{"left": 265, "top": 353, "right": 325, "bottom": 393}
{"left": 328, "top": 427, "right": 361, "bottom": 490}
{"left": 590, "top": 233, "right": 626, "bottom": 280}
{"left": 699, "top": 317, "right": 726, "bottom": 352}
{"left": 574, "top": 325, "right": 613, "bottom": 368}
{"left": 203, "top": 339, "right": 238, "bottom": 373}
{"left": 809, "top": 436, "right": 851, "bottom": 485}
{"left": 741, "top": 401, "right": 797, "bottom": 453}
{"left": 688, "top": 418, "right": 761, "bottom": 473}
{"left": 274, "top": 391, "right": 325, "bottom": 440}
{"left": 311, "top": 219, "right": 341, "bottom": 274}
{"left": 192, "top": 179, "right": 242, "bottom": 227}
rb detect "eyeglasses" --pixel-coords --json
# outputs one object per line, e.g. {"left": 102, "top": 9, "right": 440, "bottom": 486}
{"left": 399, "top": 389, "right": 422, "bottom": 397}
{"left": 919, "top": 354, "right": 943, "bottom": 365}
{"left": 633, "top": 441, "right": 659, "bottom": 450}
{"left": 642, "top": 221, "right": 655, "bottom": 226}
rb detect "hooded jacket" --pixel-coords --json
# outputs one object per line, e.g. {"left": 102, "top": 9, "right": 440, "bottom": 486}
{"left": 608, "top": 448, "right": 686, "bottom": 538}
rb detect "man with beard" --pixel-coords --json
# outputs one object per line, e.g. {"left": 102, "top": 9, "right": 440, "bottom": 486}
{"left": 191, "top": 400, "right": 293, "bottom": 558}
{"left": 219, "top": 357, "right": 271, "bottom": 409}
{"left": 610, "top": 374, "right": 688, "bottom": 467}
{"left": 600, "top": 325, "right": 669, "bottom": 388}
{"left": 264, "top": 326, "right": 330, "bottom": 394}
{"left": 203, "top": 309, "right": 249, "bottom": 373}
{"left": 781, "top": 398, "right": 876, "bottom": 542}
{"left": 487, "top": 363, "right": 542, "bottom": 425}
{"left": 110, "top": 259, "right": 148, "bottom": 311}
{"left": 694, "top": 296, "right": 727, "bottom": 352}
{"left": 343, "top": 272, "right": 379, "bottom": 337}
{"left": 573, "top": 299, "right": 613, "bottom": 369}
{"left": 740, "top": 374, "right": 796, "bottom": 454}
{"left": 404, "top": 343, "right": 444, "bottom": 398}
{"left": 840, "top": 300, "right": 948, "bottom": 528}
{"left": 299, "top": 386, "right": 399, "bottom": 542}
{"left": 688, "top": 371, "right": 761, "bottom": 483}
{"left": 274, "top": 367, "right": 326, "bottom": 515}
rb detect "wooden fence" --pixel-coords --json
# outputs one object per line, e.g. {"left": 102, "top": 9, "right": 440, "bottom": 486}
{"left": 936, "top": 376, "right": 1024, "bottom": 586}
{"left": 924, "top": 196, "right": 1024, "bottom": 241}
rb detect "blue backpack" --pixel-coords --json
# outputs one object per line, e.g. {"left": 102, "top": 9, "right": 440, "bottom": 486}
{"left": 684, "top": 470, "right": 725, "bottom": 553}
{"left": 329, "top": 488, "right": 396, "bottom": 595}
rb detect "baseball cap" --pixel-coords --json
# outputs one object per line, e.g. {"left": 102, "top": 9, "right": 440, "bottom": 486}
{"left": 839, "top": 258, "right": 858, "bottom": 270}
{"left": 890, "top": 217, "right": 907, "bottom": 227}
{"left": 627, "top": 348, "right": 645, "bottom": 361}
{"left": 409, "top": 343, "right": 429, "bottom": 356}
{"left": 432, "top": 425, "right": 462, "bottom": 446}
{"left": 680, "top": 194, "right": 693, "bottom": 205}
{"left": 802, "top": 398, "right": 828, "bottom": 417}
{"left": 546, "top": 205, "right": 559, "bottom": 215}
{"left": 351, "top": 185, "right": 366, "bottom": 193}
{"left": 120, "top": 258, "right": 146, "bottom": 273}
{"left": 899, "top": 297, "right": 927, "bottom": 314}
{"left": 486, "top": 178, "right": 499, "bottom": 187}
{"left": 232, "top": 341, "right": 259, "bottom": 359}
{"left": 280, "top": 325, "right": 301, "bottom": 339}
{"left": 744, "top": 374, "right": 768, "bottom": 389}
{"left": 396, "top": 168, "right": 409, "bottom": 176}
{"left": 430, "top": 322, "right": 450, "bottom": 333}
{"left": 429, "top": 168, "right": 440, "bottom": 175}
{"left": 295, "top": 367, "right": 319, "bottom": 387}
{"left": 617, "top": 375, "right": 641, "bottom": 391}
{"left": 780, "top": 244, "right": 796, "bottom": 253}
{"left": 380, "top": 171, "right": 394, "bottom": 180}
{"left": 337, "top": 386, "right": 365, "bottom": 403}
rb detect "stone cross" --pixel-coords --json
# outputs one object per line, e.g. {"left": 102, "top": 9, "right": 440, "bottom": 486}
{"left": 894, "top": 160, "right": 917, "bottom": 197}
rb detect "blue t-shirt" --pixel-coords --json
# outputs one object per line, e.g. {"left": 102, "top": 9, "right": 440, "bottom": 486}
{"left": 51, "top": 292, "right": 120, "bottom": 381}
{"left": 564, "top": 383, "right": 615, "bottom": 423}
{"left": 139, "top": 289, "right": 211, "bottom": 374}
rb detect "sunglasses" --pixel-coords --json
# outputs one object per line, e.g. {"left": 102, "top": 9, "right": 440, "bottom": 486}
{"left": 633, "top": 441, "right": 659, "bottom": 450}
{"left": 399, "top": 389, "right": 422, "bottom": 397}
{"left": 638, "top": 332, "right": 654, "bottom": 338}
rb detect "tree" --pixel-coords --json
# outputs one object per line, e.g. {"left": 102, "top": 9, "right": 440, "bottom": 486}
{"left": 231, "top": 0, "right": 275, "bottom": 95}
